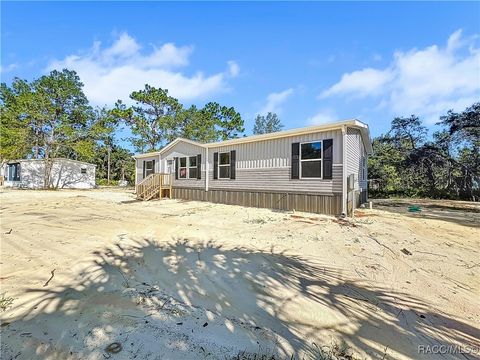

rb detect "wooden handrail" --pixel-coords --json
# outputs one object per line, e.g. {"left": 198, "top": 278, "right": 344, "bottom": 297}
{"left": 136, "top": 173, "right": 172, "bottom": 200}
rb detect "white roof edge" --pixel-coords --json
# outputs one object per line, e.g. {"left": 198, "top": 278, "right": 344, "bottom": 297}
{"left": 133, "top": 138, "right": 205, "bottom": 159}
{"left": 6, "top": 158, "right": 97, "bottom": 167}
{"left": 205, "top": 119, "right": 370, "bottom": 148}
{"left": 158, "top": 138, "right": 205, "bottom": 155}
{"left": 132, "top": 119, "right": 373, "bottom": 157}
{"left": 132, "top": 151, "right": 161, "bottom": 159}
{"left": 351, "top": 120, "right": 373, "bottom": 154}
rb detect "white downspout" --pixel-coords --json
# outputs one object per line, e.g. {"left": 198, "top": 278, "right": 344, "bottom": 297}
{"left": 342, "top": 125, "right": 347, "bottom": 215}
{"left": 134, "top": 158, "right": 138, "bottom": 193}
{"left": 205, "top": 147, "right": 209, "bottom": 191}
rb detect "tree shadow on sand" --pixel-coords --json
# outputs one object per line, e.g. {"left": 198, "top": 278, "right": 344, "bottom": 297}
{"left": 1, "top": 237, "right": 479, "bottom": 359}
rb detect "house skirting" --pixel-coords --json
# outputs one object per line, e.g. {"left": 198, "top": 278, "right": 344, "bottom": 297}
{"left": 171, "top": 187, "right": 342, "bottom": 215}
{"left": 360, "top": 189, "right": 368, "bottom": 205}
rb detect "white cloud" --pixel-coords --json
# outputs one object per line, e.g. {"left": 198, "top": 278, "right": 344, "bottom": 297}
{"left": 320, "top": 68, "right": 393, "bottom": 98}
{"left": 320, "top": 29, "right": 480, "bottom": 123}
{"left": 227, "top": 60, "right": 240, "bottom": 77}
{"left": 307, "top": 109, "right": 339, "bottom": 125}
{"left": 46, "top": 32, "right": 238, "bottom": 105}
{"left": 0, "top": 63, "right": 18, "bottom": 73}
{"left": 258, "top": 88, "right": 294, "bottom": 115}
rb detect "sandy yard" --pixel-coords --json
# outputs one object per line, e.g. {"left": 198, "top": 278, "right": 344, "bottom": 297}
{"left": 0, "top": 188, "right": 478, "bottom": 360}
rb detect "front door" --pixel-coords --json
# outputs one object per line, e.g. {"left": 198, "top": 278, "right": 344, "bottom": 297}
{"left": 166, "top": 159, "right": 174, "bottom": 174}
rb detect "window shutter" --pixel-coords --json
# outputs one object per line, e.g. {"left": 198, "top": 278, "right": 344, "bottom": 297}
{"left": 152, "top": 159, "right": 155, "bottom": 174}
{"left": 143, "top": 161, "right": 146, "bottom": 179}
{"left": 323, "top": 139, "right": 333, "bottom": 180}
{"left": 291, "top": 143, "right": 300, "bottom": 179}
{"left": 175, "top": 157, "right": 179, "bottom": 180}
{"left": 213, "top": 152, "right": 218, "bottom": 179}
{"left": 230, "top": 150, "right": 236, "bottom": 180}
{"left": 197, "top": 154, "right": 201, "bottom": 179}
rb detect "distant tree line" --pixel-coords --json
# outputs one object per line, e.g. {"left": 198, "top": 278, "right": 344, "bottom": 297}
{"left": 369, "top": 103, "right": 479, "bottom": 200}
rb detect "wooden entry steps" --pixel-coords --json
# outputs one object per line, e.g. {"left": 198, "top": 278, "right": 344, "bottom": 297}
{"left": 136, "top": 173, "right": 173, "bottom": 201}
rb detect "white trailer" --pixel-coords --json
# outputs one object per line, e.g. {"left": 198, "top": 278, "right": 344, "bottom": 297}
{"left": 2, "top": 158, "right": 96, "bottom": 189}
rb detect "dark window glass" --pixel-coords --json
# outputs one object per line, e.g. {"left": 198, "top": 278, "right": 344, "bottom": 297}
{"left": 301, "top": 161, "right": 321, "bottom": 178}
{"left": 189, "top": 156, "right": 197, "bottom": 167}
{"left": 219, "top": 152, "right": 230, "bottom": 165}
{"left": 81, "top": 168, "right": 87, "bottom": 174}
{"left": 145, "top": 160, "right": 154, "bottom": 176}
{"left": 179, "top": 168, "right": 187, "bottom": 178}
{"left": 8, "top": 163, "right": 20, "bottom": 181}
{"left": 219, "top": 166, "right": 230, "bottom": 179}
{"left": 189, "top": 168, "right": 197, "bottom": 179}
{"left": 301, "top": 142, "right": 322, "bottom": 159}
{"left": 179, "top": 157, "right": 187, "bottom": 167}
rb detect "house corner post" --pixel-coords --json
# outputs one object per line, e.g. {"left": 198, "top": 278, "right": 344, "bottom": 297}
{"left": 134, "top": 158, "right": 138, "bottom": 194}
{"left": 342, "top": 125, "right": 347, "bottom": 215}
{"left": 205, "top": 147, "right": 209, "bottom": 192}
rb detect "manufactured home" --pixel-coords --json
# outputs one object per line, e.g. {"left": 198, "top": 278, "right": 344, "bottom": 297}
{"left": 2, "top": 158, "right": 96, "bottom": 189}
{"left": 133, "top": 119, "right": 372, "bottom": 215}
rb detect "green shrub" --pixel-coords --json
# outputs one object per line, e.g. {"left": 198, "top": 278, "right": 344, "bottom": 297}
{"left": 96, "top": 178, "right": 119, "bottom": 186}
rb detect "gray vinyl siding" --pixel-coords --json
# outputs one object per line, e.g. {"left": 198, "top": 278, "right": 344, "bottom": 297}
{"left": 346, "top": 127, "right": 367, "bottom": 191}
{"left": 135, "top": 155, "right": 160, "bottom": 183}
{"left": 160, "top": 142, "right": 206, "bottom": 189}
{"left": 208, "top": 129, "right": 343, "bottom": 194}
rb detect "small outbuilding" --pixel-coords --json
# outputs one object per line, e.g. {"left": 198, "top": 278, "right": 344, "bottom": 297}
{"left": 2, "top": 158, "right": 96, "bottom": 189}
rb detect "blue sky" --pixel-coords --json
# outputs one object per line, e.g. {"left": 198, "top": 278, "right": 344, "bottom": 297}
{"left": 2, "top": 1, "right": 479, "bottom": 143}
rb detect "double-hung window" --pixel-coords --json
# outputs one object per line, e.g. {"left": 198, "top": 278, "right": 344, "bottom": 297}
{"left": 300, "top": 141, "right": 322, "bottom": 178}
{"left": 188, "top": 156, "right": 197, "bottom": 179}
{"left": 179, "top": 157, "right": 187, "bottom": 179}
{"left": 145, "top": 160, "right": 155, "bottom": 177}
{"left": 218, "top": 152, "right": 230, "bottom": 179}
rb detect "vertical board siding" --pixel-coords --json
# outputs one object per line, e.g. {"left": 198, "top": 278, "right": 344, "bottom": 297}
{"left": 172, "top": 187, "right": 342, "bottom": 215}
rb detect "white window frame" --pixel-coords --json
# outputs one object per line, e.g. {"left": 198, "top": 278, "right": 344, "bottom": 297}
{"left": 299, "top": 140, "right": 323, "bottom": 180}
{"left": 218, "top": 151, "right": 231, "bottom": 179}
{"left": 188, "top": 156, "right": 197, "bottom": 179}
{"left": 178, "top": 157, "right": 187, "bottom": 179}
{"left": 145, "top": 160, "right": 155, "bottom": 177}
{"left": 166, "top": 159, "right": 174, "bottom": 174}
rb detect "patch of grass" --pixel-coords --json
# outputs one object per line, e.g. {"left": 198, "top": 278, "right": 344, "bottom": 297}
{"left": 243, "top": 218, "right": 267, "bottom": 225}
{"left": 243, "top": 216, "right": 278, "bottom": 225}
{"left": 0, "top": 293, "right": 14, "bottom": 312}
{"left": 231, "top": 353, "right": 276, "bottom": 360}
{"left": 314, "top": 340, "right": 361, "bottom": 360}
